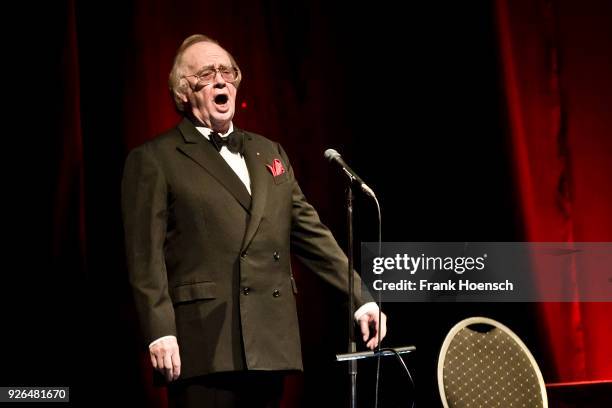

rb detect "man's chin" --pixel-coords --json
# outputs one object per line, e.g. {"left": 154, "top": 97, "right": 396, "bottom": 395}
{"left": 211, "top": 117, "right": 233, "bottom": 133}
{"left": 212, "top": 111, "right": 234, "bottom": 124}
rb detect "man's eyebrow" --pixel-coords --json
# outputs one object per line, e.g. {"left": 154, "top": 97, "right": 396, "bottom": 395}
{"left": 197, "top": 64, "right": 232, "bottom": 72}
{"left": 196, "top": 64, "right": 216, "bottom": 74}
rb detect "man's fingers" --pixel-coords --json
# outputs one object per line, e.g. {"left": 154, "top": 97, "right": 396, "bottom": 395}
{"left": 381, "top": 313, "right": 388, "bottom": 339}
{"left": 156, "top": 354, "right": 165, "bottom": 372}
{"left": 164, "top": 353, "right": 174, "bottom": 382}
{"left": 172, "top": 350, "right": 181, "bottom": 380}
{"left": 153, "top": 350, "right": 178, "bottom": 381}
{"left": 150, "top": 353, "right": 158, "bottom": 369}
{"left": 366, "top": 337, "right": 378, "bottom": 350}
{"left": 359, "top": 318, "right": 370, "bottom": 341}
{"left": 149, "top": 337, "right": 181, "bottom": 380}
{"left": 360, "top": 311, "right": 388, "bottom": 350}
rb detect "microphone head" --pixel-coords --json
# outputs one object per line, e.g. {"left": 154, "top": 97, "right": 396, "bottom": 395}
{"left": 324, "top": 148, "right": 341, "bottom": 162}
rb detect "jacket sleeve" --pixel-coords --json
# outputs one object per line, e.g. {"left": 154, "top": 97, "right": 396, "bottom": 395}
{"left": 279, "top": 144, "right": 374, "bottom": 310}
{"left": 121, "top": 143, "right": 177, "bottom": 346}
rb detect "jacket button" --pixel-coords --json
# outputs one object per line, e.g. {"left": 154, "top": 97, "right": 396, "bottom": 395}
{"left": 241, "top": 251, "right": 248, "bottom": 259}
{"left": 272, "top": 289, "right": 280, "bottom": 297}
{"left": 273, "top": 251, "right": 280, "bottom": 261}
{"left": 243, "top": 287, "right": 250, "bottom": 295}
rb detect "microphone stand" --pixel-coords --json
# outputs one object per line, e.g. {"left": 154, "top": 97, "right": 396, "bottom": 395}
{"left": 346, "top": 185, "right": 357, "bottom": 408}
{"left": 344, "top": 187, "right": 416, "bottom": 408}
{"left": 335, "top": 156, "right": 416, "bottom": 407}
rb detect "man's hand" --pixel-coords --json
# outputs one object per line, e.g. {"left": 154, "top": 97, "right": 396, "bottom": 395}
{"left": 358, "top": 310, "right": 387, "bottom": 350}
{"left": 149, "top": 336, "right": 181, "bottom": 382}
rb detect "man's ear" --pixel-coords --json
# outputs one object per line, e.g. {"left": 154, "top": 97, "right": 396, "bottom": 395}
{"left": 176, "top": 90, "right": 188, "bottom": 104}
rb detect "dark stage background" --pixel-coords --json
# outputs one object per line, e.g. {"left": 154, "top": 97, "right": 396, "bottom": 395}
{"left": 2, "top": 0, "right": 611, "bottom": 406}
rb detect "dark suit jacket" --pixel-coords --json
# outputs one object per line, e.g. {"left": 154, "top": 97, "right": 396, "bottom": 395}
{"left": 122, "top": 118, "right": 372, "bottom": 380}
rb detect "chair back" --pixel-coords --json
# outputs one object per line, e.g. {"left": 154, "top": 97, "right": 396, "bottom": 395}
{"left": 438, "top": 316, "right": 547, "bottom": 408}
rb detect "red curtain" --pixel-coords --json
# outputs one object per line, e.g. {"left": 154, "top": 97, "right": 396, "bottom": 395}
{"left": 496, "top": 0, "right": 612, "bottom": 382}
{"left": 54, "top": 0, "right": 86, "bottom": 267}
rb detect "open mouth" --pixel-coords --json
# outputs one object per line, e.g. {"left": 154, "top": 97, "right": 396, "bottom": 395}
{"left": 214, "top": 94, "right": 229, "bottom": 105}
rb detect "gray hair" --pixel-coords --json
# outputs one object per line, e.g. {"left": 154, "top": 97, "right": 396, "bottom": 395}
{"left": 168, "top": 34, "right": 242, "bottom": 113}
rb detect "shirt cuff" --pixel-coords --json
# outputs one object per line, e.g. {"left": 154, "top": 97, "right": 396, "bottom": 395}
{"left": 149, "top": 335, "right": 177, "bottom": 349}
{"left": 354, "top": 302, "right": 379, "bottom": 321}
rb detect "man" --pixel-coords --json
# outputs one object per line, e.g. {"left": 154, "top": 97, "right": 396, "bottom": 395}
{"left": 122, "top": 34, "right": 386, "bottom": 407}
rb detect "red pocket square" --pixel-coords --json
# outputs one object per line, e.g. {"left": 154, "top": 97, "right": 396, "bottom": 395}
{"left": 266, "top": 159, "right": 286, "bottom": 177}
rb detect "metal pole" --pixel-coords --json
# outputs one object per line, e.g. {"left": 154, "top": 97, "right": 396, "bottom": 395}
{"left": 346, "top": 186, "right": 357, "bottom": 408}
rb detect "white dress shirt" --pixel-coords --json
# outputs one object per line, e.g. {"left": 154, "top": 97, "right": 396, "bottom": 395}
{"left": 195, "top": 123, "right": 251, "bottom": 194}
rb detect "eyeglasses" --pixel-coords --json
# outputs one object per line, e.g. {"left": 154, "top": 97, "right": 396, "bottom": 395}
{"left": 182, "top": 65, "right": 239, "bottom": 86}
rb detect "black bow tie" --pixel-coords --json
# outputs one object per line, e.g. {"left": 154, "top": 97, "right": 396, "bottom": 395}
{"left": 209, "top": 131, "right": 244, "bottom": 154}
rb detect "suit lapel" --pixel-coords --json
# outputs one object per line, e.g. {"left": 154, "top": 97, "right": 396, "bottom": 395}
{"left": 241, "top": 132, "right": 269, "bottom": 251}
{"left": 176, "top": 119, "right": 252, "bottom": 212}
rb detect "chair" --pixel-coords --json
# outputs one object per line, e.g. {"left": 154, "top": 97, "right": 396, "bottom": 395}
{"left": 438, "top": 316, "right": 548, "bottom": 408}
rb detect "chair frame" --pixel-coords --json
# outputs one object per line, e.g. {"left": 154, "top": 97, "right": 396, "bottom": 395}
{"left": 437, "top": 316, "right": 548, "bottom": 408}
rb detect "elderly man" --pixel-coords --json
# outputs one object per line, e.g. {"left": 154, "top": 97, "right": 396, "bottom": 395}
{"left": 122, "top": 34, "right": 386, "bottom": 408}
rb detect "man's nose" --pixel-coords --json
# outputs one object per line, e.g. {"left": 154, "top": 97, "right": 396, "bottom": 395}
{"left": 213, "top": 71, "right": 226, "bottom": 87}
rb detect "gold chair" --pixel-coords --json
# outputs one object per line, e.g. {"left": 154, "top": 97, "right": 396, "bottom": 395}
{"left": 438, "top": 316, "right": 548, "bottom": 408}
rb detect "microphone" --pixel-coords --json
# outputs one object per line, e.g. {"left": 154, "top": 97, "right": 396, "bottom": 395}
{"left": 324, "top": 149, "right": 376, "bottom": 198}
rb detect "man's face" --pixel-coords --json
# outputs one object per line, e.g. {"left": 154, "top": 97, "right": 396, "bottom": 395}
{"left": 179, "top": 42, "right": 237, "bottom": 133}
